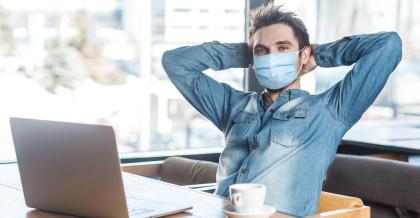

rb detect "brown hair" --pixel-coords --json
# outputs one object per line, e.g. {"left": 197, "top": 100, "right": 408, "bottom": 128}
{"left": 249, "top": 3, "right": 310, "bottom": 50}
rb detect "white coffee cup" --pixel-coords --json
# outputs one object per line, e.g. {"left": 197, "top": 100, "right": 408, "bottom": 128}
{"left": 229, "top": 183, "right": 266, "bottom": 213}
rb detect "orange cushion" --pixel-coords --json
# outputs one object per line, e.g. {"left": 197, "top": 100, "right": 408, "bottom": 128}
{"left": 318, "top": 191, "right": 364, "bottom": 213}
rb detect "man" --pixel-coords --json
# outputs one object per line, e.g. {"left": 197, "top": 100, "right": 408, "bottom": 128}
{"left": 161, "top": 3, "right": 402, "bottom": 217}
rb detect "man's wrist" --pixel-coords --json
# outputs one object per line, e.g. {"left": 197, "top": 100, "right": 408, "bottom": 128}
{"left": 314, "top": 43, "right": 333, "bottom": 67}
{"left": 224, "top": 42, "right": 250, "bottom": 68}
{"left": 200, "top": 42, "right": 250, "bottom": 69}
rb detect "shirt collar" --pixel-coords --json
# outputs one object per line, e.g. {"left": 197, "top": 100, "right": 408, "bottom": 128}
{"left": 259, "top": 89, "right": 310, "bottom": 109}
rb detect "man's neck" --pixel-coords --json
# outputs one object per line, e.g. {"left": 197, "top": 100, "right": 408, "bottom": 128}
{"left": 266, "top": 81, "right": 301, "bottom": 103}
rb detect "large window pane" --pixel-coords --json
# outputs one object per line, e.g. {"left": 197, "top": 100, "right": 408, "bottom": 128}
{"left": 0, "top": 0, "right": 246, "bottom": 160}
{"left": 275, "top": 0, "right": 420, "bottom": 120}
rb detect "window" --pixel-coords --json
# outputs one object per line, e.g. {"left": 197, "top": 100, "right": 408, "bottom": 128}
{"left": 275, "top": 0, "right": 420, "bottom": 121}
{"left": 0, "top": 0, "right": 246, "bottom": 161}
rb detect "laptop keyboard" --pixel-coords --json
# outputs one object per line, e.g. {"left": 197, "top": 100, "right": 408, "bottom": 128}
{"left": 128, "top": 206, "right": 154, "bottom": 216}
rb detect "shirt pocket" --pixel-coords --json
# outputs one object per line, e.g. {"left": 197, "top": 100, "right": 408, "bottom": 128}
{"left": 226, "top": 112, "right": 258, "bottom": 143}
{"left": 270, "top": 108, "right": 308, "bottom": 148}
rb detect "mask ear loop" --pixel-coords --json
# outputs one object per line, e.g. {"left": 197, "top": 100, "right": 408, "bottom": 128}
{"left": 296, "top": 46, "right": 306, "bottom": 76}
{"left": 297, "top": 47, "right": 305, "bottom": 55}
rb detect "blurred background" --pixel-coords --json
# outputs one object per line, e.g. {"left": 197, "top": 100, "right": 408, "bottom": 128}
{"left": 0, "top": 0, "right": 419, "bottom": 161}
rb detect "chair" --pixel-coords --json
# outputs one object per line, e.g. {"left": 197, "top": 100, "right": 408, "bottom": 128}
{"left": 323, "top": 154, "right": 420, "bottom": 218}
{"left": 122, "top": 156, "right": 370, "bottom": 217}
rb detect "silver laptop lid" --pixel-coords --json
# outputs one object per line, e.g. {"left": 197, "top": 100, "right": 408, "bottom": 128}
{"left": 10, "top": 117, "right": 129, "bottom": 218}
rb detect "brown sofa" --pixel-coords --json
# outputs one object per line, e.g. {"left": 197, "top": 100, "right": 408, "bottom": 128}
{"left": 123, "top": 156, "right": 370, "bottom": 217}
{"left": 153, "top": 155, "right": 420, "bottom": 217}
{"left": 123, "top": 153, "right": 419, "bottom": 217}
{"left": 323, "top": 154, "right": 420, "bottom": 218}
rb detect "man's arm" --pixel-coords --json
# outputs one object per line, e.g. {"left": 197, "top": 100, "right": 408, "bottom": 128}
{"left": 161, "top": 42, "right": 250, "bottom": 132}
{"left": 316, "top": 32, "right": 402, "bottom": 126}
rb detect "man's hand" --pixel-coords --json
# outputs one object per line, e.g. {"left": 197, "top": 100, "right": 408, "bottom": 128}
{"left": 301, "top": 44, "right": 319, "bottom": 75}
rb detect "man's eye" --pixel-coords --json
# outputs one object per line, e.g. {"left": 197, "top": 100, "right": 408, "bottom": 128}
{"left": 278, "top": 46, "right": 288, "bottom": 50}
{"left": 255, "top": 49, "right": 266, "bottom": 55}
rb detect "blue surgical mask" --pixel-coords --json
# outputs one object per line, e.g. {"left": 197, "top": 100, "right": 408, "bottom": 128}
{"left": 253, "top": 49, "right": 303, "bottom": 90}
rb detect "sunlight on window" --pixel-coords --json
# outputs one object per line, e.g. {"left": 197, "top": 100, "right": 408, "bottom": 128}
{"left": 0, "top": 0, "right": 246, "bottom": 160}
{"left": 276, "top": 0, "right": 420, "bottom": 121}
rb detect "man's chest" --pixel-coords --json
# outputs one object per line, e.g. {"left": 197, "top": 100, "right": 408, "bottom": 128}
{"left": 225, "top": 96, "right": 324, "bottom": 149}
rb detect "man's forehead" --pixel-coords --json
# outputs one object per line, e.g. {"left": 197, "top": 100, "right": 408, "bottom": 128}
{"left": 252, "top": 23, "right": 298, "bottom": 48}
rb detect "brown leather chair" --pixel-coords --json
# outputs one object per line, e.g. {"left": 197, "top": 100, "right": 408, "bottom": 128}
{"left": 146, "top": 156, "right": 369, "bottom": 217}
{"left": 122, "top": 156, "right": 370, "bottom": 217}
{"left": 159, "top": 156, "right": 217, "bottom": 186}
{"left": 323, "top": 154, "right": 420, "bottom": 218}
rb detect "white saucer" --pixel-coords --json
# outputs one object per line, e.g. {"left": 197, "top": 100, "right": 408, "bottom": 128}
{"left": 222, "top": 205, "right": 276, "bottom": 218}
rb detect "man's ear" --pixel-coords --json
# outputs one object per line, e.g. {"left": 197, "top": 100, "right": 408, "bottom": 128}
{"left": 300, "top": 46, "right": 311, "bottom": 65}
{"left": 299, "top": 44, "right": 318, "bottom": 76}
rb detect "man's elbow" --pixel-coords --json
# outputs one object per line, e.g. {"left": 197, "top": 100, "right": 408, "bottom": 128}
{"left": 161, "top": 50, "right": 178, "bottom": 72}
{"left": 384, "top": 31, "right": 403, "bottom": 63}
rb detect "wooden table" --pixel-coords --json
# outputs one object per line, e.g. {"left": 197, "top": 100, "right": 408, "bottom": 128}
{"left": 0, "top": 163, "right": 295, "bottom": 218}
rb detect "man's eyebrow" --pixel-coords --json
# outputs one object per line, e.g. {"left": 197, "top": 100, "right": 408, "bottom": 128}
{"left": 254, "top": 43, "right": 269, "bottom": 49}
{"left": 254, "top": 41, "right": 293, "bottom": 49}
{"left": 275, "top": 40, "right": 292, "bottom": 45}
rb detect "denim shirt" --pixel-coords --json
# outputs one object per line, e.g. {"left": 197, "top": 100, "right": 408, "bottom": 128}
{"left": 162, "top": 32, "right": 402, "bottom": 217}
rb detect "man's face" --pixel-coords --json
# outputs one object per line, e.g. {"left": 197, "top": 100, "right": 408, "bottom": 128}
{"left": 250, "top": 23, "right": 309, "bottom": 74}
{"left": 252, "top": 23, "right": 300, "bottom": 56}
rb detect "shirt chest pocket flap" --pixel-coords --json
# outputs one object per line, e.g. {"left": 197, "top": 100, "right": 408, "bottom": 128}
{"left": 226, "top": 112, "right": 258, "bottom": 142}
{"left": 270, "top": 108, "right": 308, "bottom": 147}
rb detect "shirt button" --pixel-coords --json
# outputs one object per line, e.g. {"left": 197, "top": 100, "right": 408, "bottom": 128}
{"left": 251, "top": 144, "right": 257, "bottom": 150}
{"left": 286, "top": 114, "right": 293, "bottom": 120}
{"left": 240, "top": 168, "right": 247, "bottom": 174}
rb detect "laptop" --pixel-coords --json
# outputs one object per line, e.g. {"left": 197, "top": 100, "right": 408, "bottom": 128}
{"left": 10, "top": 117, "right": 192, "bottom": 218}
